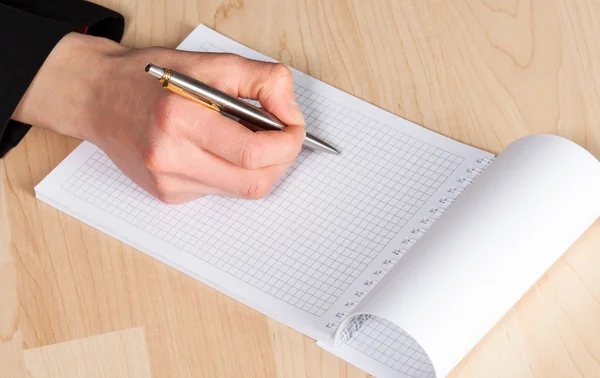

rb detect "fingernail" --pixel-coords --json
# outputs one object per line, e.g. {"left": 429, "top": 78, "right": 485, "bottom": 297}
{"left": 289, "top": 100, "right": 305, "bottom": 125}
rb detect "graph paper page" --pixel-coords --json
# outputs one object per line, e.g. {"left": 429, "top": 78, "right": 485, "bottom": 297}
{"left": 35, "top": 25, "right": 493, "bottom": 377}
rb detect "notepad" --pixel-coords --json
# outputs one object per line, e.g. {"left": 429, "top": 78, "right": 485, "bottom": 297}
{"left": 35, "top": 25, "right": 600, "bottom": 378}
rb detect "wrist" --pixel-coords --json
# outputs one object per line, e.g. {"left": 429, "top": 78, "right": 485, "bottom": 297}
{"left": 12, "top": 32, "right": 128, "bottom": 140}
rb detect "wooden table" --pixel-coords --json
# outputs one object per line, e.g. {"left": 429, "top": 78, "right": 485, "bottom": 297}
{"left": 2, "top": 1, "right": 600, "bottom": 377}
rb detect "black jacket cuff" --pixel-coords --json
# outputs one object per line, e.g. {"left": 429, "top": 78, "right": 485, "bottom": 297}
{"left": 0, "top": 0, "right": 124, "bottom": 158}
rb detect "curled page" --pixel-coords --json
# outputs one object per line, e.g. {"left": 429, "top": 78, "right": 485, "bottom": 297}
{"left": 332, "top": 134, "right": 600, "bottom": 377}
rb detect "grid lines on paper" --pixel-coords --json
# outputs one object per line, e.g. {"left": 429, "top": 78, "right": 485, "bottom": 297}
{"left": 61, "top": 40, "right": 464, "bottom": 319}
{"left": 346, "top": 317, "right": 435, "bottom": 377}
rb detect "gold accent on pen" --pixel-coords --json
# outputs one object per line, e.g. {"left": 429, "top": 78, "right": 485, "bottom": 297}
{"left": 145, "top": 63, "right": 340, "bottom": 154}
{"left": 159, "top": 68, "right": 221, "bottom": 112}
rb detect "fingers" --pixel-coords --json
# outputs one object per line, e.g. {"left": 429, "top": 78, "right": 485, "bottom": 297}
{"left": 233, "top": 60, "right": 305, "bottom": 127}
{"left": 141, "top": 52, "right": 308, "bottom": 204}
{"left": 175, "top": 96, "right": 304, "bottom": 169}
{"left": 188, "top": 53, "right": 306, "bottom": 128}
{"left": 142, "top": 138, "right": 291, "bottom": 200}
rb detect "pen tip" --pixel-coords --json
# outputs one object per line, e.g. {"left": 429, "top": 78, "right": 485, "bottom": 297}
{"left": 308, "top": 137, "right": 340, "bottom": 155}
{"left": 322, "top": 143, "right": 341, "bottom": 155}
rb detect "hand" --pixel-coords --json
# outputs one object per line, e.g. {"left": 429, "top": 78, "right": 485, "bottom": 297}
{"left": 12, "top": 32, "right": 306, "bottom": 203}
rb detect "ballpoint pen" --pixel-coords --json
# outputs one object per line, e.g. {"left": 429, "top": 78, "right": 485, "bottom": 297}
{"left": 144, "top": 63, "right": 340, "bottom": 155}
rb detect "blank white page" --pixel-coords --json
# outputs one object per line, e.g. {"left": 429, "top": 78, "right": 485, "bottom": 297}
{"left": 326, "top": 134, "right": 600, "bottom": 377}
{"left": 35, "top": 25, "right": 493, "bottom": 376}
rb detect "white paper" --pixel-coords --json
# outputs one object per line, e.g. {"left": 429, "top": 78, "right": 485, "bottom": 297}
{"left": 331, "top": 134, "right": 600, "bottom": 377}
{"left": 34, "top": 24, "right": 495, "bottom": 377}
{"left": 321, "top": 316, "right": 436, "bottom": 378}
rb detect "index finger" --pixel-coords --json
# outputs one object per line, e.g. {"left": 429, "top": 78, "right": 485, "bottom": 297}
{"left": 190, "top": 54, "right": 306, "bottom": 129}
{"left": 174, "top": 97, "right": 304, "bottom": 169}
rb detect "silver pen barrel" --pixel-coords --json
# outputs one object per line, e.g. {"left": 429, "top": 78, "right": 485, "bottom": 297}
{"left": 167, "top": 69, "right": 286, "bottom": 131}
{"left": 145, "top": 63, "right": 340, "bottom": 155}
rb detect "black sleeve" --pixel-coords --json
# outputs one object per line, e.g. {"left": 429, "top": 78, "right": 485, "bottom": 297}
{"left": 0, "top": 0, "right": 124, "bottom": 158}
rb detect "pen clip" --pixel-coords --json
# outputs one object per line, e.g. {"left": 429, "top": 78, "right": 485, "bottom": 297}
{"left": 160, "top": 69, "right": 221, "bottom": 112}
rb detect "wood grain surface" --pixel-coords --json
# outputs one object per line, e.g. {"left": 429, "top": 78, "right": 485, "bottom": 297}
{"left": 2, "top": 1, "right": 600, "bottom": 377}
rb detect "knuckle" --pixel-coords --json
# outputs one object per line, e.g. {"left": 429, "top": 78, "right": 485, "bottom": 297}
{"left": 156, "top": 192, "right": 177, "bottom": 204}
{"left": 270, "top": 63, "right": 293, "bottom": 81}
{"left": 242, "top": 176, "right": 272, "bottom": 200}
{"left": 164, "top": 196, "right": 184, "bottom": 205}
{"left": 142, "top": 144, "right": 165, "bottom": 173}
{"left": 239, "top": 139, "right": 263, "bottom": 169}
{"left": 149, "top": 174, "right": 177, "bottom": 202}
{"left": 149, "top": 173, "right": 168, "bottom": 193}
